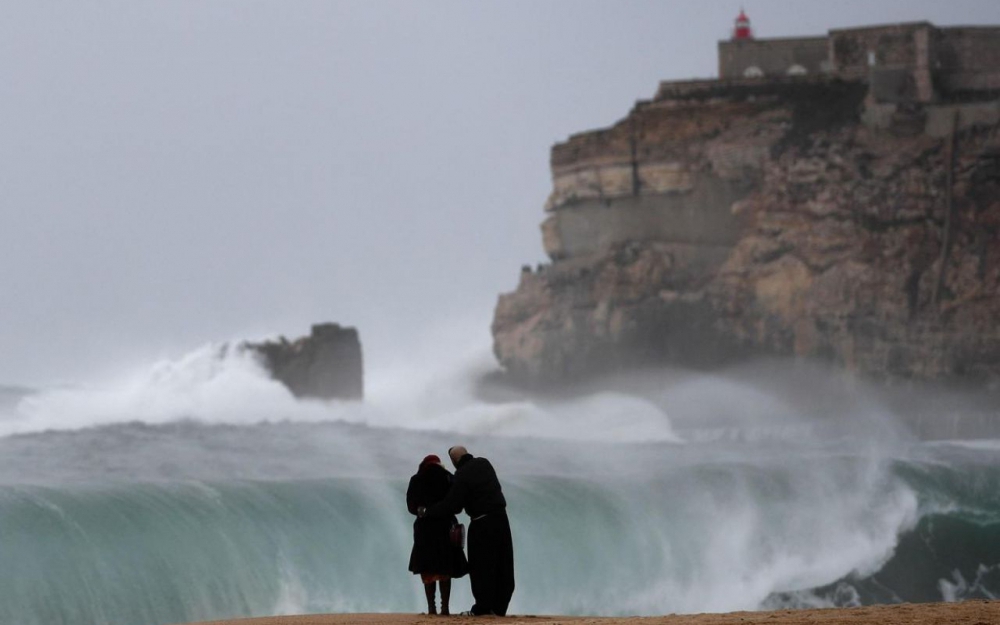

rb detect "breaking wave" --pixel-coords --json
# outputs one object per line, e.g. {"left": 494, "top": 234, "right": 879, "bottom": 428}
{"left": 0, "top": 342, "right": 998, "bottom": 624}
{"left": 0, "top": 441, "right": 998, "bottom": 625}
{"left": 1, "top": 342, "right": 682, "bottom": 443}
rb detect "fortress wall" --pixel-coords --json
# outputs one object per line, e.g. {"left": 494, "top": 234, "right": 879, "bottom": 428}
{"left": 655, "top": 78, "right": 734, "bottom": 100}
{"left": 829, "top": 23, "right": 930, "bottom": 79}
{"left": 936, "top": 27, "right": 1000, "bottom": 95}
{"left": 652, "top": 78, "right": 810, "bottom": 101}
{"left": 869, "top": 67, "right": 927, "bottom": 103}
{"left": 913, "top": 27, "right": 936, "bottom": 102}
{"left": 701, "top": 22, "right": 999, "bottom": 108}
{"left": 863, "top": 100, "right": 1000, "bottom": 136}
{"left": 718, "top": 37, "right": 829, "bottom": 79}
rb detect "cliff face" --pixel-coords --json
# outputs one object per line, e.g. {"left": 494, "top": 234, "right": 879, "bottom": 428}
{"left": 246, "top": 323, "right": 364, "bottom": 400}
{"left": 493, "top": 80, "right": 1000, "bottom": 386}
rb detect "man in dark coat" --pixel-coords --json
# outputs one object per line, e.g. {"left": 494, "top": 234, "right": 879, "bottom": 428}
{"left": 419, "top": 446, "right": 515, "bottom": 616}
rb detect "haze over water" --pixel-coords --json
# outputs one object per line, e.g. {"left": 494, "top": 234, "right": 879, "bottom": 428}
{"left": 2, "top": 3, "right": 1000, "bottom": 625}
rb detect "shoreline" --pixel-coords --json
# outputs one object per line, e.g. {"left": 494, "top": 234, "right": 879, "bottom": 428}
{"left": 180, "top": 600, "right": 999, "bottom": 625}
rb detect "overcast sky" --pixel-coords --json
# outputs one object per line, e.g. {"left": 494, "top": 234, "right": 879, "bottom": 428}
{"left": 1, "top": 1, "right": 997, "bottom": 385}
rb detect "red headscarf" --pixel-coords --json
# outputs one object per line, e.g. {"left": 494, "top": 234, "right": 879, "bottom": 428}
{"left": 419, "top": 454, "right": 441, "bottom": 470}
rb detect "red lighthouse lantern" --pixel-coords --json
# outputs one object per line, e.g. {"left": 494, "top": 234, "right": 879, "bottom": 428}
{"left": 733, "top": 9, "right": 754, "bottom": 40}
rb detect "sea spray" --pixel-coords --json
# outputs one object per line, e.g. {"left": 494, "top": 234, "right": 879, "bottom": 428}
{"left": 4, "top": 344, "right": 318, "bottom": 436}
{"left": 5, "top": 343, "right": 682, "bottom": 443}
{"left": 0, "top": 343, "right": 998, "bottom": 623}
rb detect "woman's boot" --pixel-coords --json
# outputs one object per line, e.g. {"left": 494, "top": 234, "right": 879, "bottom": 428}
{"left": 440, "top": 578, "right": 451, "bottom": 615}
{"left": 424, "top": 581, "right": 437, "bottom": 615}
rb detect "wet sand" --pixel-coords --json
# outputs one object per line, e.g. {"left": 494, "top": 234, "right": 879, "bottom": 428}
{"left": 181, "top": 600, "right": 998, "bottom": 625}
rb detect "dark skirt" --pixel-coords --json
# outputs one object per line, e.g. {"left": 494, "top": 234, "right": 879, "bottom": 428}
{"left": 408, "top": 516, "right": 468, "bottom": 578}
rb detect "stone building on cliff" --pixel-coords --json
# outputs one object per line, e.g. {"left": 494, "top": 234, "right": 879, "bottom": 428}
{"left": 718, "top": 11, "right": 1000, "bottom": 104}
{"left": 493, "top": 11, "right": 1000, "bottom": 391}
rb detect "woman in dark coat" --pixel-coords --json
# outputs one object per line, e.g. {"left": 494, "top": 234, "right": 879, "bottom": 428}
{"left": 407, "top": 454, "right": 468, "bottom": 615}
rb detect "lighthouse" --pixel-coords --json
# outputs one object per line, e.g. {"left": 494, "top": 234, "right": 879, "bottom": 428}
{"left": 733, "top": 9, "right": 754, "bottom": 40}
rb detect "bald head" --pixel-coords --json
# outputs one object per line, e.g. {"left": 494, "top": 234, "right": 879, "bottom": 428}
{"left": 448, "top": 445, "right": 468, "bottom": 467}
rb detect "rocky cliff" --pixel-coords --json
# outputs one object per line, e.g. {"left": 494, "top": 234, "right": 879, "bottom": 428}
{"left": 245, "top": 323, "right": 364, "bottom": 400}
{"left": 493, "top": 79, "right": 1000, "bottom": 386}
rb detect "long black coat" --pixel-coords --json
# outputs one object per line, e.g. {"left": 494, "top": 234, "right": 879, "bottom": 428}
{"left": 406, "top": 463, "right": 468, "bottom": 577}
{"left": 424, "top": 454, "right": 507, "bottom": 518}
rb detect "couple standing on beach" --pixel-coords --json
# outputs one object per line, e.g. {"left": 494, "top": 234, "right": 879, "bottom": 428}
{"left": 406, "top": 446, "right": 515, "bottom": 616}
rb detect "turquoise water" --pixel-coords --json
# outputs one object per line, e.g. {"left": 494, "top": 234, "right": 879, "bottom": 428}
{"left": 0, "top": 421, "right": 997, "bottom": 625}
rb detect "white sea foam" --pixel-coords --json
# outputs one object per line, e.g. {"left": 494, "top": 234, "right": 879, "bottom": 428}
{"left": 939, "top": 564, "right": 1000, "bottom": 602}
{"left": 3, "top": 344, "right": 334, "bottom": 437}
{"left": 2, "top": 340, "right": 681, "bottom": 443}
{"left": 582, "top": 457, "right": 921, "bottom": 614}
{"left": 272, "top": 554, "right": 309, "bottom": 616}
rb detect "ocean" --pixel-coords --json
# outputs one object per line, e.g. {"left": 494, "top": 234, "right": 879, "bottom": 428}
{"left": 0, "top": 345, "right": 997, "bottom": 625}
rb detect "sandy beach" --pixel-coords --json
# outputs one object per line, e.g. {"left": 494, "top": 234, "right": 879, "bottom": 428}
{"left": 182, "top": 601, "right": 999, "bottom": 625}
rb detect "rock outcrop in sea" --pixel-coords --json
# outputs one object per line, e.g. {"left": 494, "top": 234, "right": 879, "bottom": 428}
{"left": 245, "top": 323, "right": 364, "bottom": 400}
{"left": 493, "top": 76, "right": 1000, "bottom": 387}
